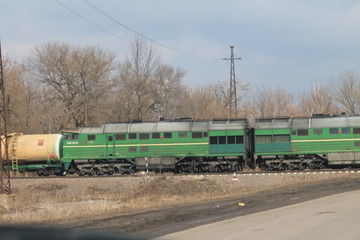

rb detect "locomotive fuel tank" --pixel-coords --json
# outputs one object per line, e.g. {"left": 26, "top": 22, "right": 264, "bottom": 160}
{"left": 2, "top": 133, "right": 63, "bottom": 162}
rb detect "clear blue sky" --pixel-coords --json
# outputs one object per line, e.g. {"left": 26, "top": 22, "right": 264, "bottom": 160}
{"left": 1, "top": 0, "right": 360, "bottom": 93}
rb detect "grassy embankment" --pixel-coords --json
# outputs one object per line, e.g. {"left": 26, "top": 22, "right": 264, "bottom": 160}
{"left": 0, "top": 171, "right": 359, "bottom": 224}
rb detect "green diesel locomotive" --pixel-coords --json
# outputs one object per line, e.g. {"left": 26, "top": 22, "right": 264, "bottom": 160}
{"left": 5, "top": 115, "right": 360, "bottom": 175}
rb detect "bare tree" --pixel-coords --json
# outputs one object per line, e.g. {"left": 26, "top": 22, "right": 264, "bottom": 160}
{"left": 153, "top": 64, "right": 186, "bottom": 119}
{"left": 332, "top": 70, "right": 360, "bottom": 115}
{"left": 251, "top": 87, "right": 297, "bottom": 119}
{"left": 113, "top": 38, "right": 186, "bottom": 121}
{"left": 299, "top": 84, "right": 334, "bottom": 116}
{"left": 27, "top": 42, "right": 116, "bottom": 128}
{"left": 113, "top": 38, "right": 159, "bottom": 121}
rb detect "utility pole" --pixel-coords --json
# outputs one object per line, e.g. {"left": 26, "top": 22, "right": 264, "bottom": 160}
{"left": 0, "top": 41, "right": 11, "bottom": 194}
{"left": 223, "top": 45, "right": 241, "bottom": 119}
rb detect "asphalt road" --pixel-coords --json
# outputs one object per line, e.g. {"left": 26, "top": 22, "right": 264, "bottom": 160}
{"left": 156, "top": 190, "right": 360, "bottom": 240}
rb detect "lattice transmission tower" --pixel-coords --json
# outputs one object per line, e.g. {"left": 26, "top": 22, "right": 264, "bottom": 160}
{"left": 0, "top": 41, "right": 11, "bottom": 194}
{"left": 223, "top": 46, "right": 241, "bottom": 119}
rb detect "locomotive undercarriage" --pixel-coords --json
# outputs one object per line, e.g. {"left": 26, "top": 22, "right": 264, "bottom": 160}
{"left": 257, "top": 154, "right": 327, "bottom": 171}
{"left": 68, "top": 159, "right": 135, "bottom": 176}
{"left": 65, "top": 157, "right": 245, "bottom": 176}
{"left": 176, "top": 157, "right": 244, "bottom": 173}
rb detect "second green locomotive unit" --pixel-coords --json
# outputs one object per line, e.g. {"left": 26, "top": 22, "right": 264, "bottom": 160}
{"left": 5, "top": 114, "right": 360, "bottom": 176}
{"left": 61, "top": 118, "right": 250, "bottom": 175}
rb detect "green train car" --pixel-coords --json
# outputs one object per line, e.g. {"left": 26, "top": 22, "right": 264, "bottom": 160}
{"left": 61, "top": 118, "right": 250, "bottom": 175}
{"left": 255, "top": 115, "right": 360, "bottom": 170}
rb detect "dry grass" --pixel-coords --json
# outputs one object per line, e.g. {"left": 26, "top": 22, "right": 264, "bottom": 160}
{"left": 0, "top": 171, "right": 359, "bottom": 225}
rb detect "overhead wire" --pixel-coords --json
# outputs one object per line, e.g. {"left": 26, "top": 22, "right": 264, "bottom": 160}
{"left": 81, "top": 0, "right": 222, "bottom": 60}
{"left": 54, "top": 0, "right": 132, "bottom": 44}
{"left": 54, "top": 0, "right": 220, "bottom": 61}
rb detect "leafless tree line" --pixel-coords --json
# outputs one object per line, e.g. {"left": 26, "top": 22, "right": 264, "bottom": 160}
{"left": 2, "top": 39, "right": 360, "bottom": 133}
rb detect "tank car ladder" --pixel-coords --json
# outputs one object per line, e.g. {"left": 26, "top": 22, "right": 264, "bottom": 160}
{"left": 11, "top": 134, "right": 20, "bottom": 174}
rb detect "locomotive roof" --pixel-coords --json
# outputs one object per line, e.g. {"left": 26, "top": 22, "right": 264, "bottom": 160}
{"left": 292, "top": 115, "right": 360, "bottom": 129}
{"left": 255, "top": 117, "right": 292, "bottom": 129}
{"left": 255, "top": 115, "right": 360, "bottom": 129}
{"left": 77, "top": 119, "right": 249, "bottom": 134}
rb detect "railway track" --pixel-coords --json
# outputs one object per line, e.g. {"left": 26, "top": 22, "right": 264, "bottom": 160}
{"left": 10, "top": 168, "right": 360, "bottom": 180}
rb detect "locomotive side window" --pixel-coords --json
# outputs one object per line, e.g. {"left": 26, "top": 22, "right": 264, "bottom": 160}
{"left": 139, "top": 133, "right": 149, "bottom": 140}
{"left": 210, "top": 136, "right": 244, "bottom": 144}
{"left": 219, "top": 136, "right": 226, "bottom": 144}
{"left": 128, "top": 146, "right": 137, "bottom": 152}
{"left": 178, "top": 132, "right": 187, "bottom": 138}
{"left": 210, "top": 136, "right": 218, "bottom": 144}
{"left": 273, "top": 135, "right": 290, "bottom": 142}
{"left": 115, "top": 134, "right": 126, "bottom": 140}
{"left": 152, "top": 133, "right": 160, "bottom": 139}
{"left": 88, "top": 135, "right": 95, "bottom": 141}
{"left": 140, "top": 146, "right": 149, "bottom": 152}
{"left": 355, "top": 141, "right": 360, "bottom": 147}
{"left": 313, "top": 129, "right": 323, "bottom": 135}
{"left": 164, "top": 132, "right": 172, "bottom": 138}
{"left": 329, "top": 128, "right": 338, "bottom": 134}
{"left": 108, "top": 136, "right": 113, "bottom": 141}
{"left": 342, "top": 127, "right": 350, "bottom": 134}
{"left": 354, "top": 128, "right": 360, "bottom": 134}
{"left": 129, "top": 133, "right": 137, "bottom": 139}
{"left": 227, "top": 136, "right": 235, "bottom": 144}
{"left": 236, "top": 136, "right": 244, "bottom": 144}
{"left": 256, "top": 135, "right": 272, "bottom": 143}
{"left": 192, "top": 132, "right": 203, "bottom": 138}
{"left": 297, "top": 129, "right": 308, "bottom": 136}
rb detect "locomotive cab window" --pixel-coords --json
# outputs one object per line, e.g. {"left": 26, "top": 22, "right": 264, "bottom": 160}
{"left": 88, "top": 135, "right": 95, "bottom": 141}
{"left": 107, "top": 136, "right": 113, "bottom": 141}
{"left": 65, "top": 133, "right": 78, "bottom": 140}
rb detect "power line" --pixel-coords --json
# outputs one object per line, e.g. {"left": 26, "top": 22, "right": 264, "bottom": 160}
{"left": 55, "top": 0, "right": 219, "bottom": 61}
{"left": 81, "top": 0, "right": 180, "bottom": 53}
{"left": 54, "top": 0, "right": 132, "bottom": 44}
{"left": 81, "top": 0, "right": 221, "bottom": 60}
